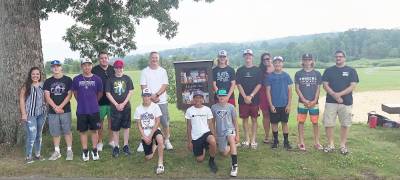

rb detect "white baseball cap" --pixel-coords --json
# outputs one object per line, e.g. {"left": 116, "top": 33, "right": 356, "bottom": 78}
{"left": 243, "top": 49, "right": 253, "bottom": 56}
{"left": 81, "top": 58, "right": 93, "bottom": 65}
{"left": 273, "top": 56, "right": 284, "bottom": 61}
{"left": 218, "top": 50, "right": 227, "bottom": 57}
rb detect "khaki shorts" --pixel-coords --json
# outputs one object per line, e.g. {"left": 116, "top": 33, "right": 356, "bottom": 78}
{"left": 322, "top": 103, "right": 353, "bottom": 127}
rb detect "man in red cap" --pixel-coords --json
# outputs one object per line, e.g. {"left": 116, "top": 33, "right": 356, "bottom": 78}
{"left": 105, "top": 59, "right": 134, "bottom": 157}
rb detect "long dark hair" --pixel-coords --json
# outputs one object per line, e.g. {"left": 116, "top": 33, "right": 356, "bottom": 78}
{"left": 23, "top": 67, "right": 42, "bottom": 98}
{"left": 259, "top": 52, "right": 271, "bottom": 73}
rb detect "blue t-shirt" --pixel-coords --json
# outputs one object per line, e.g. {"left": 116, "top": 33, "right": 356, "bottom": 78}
{"left": 265, "top": 71, "right": 293, "bottom": 107}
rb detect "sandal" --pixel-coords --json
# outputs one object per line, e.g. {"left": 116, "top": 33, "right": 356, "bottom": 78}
{"left": 241, "top": 141, "right": 250, "bottom": 148}
{"left": 314, "top": 144, "right": 323, "bottom": 150}
{"left": 298, "top": 144, "right": 306, "bottom": 151}
{"left": 250, "top": 142, "right": 258, "bottom": 149}
{"left": 340, "top": 147, "right": 349, "bottom": 155}
{"left": 323, "top": 145, "right": 335, "bottom": 153}
{"left": 263, "top": 139, "right": 270, "bottom": 144}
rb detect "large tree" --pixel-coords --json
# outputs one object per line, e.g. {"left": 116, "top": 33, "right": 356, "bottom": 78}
{"left": 0, "top": 0, "right": 213, "bottom": 145}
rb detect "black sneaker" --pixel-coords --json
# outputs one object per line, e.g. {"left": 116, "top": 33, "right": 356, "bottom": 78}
{"left": 271, "top": 142, "right": 279, "bottom": 149}
{"left": 112, "top": 146, "right": 120, "bottom": 158}
{"left": 122, "top": 145, "right": 131, "bottom": 156}
{"left": 208, "top": 159, "right": 218, "bottom": 173}
{"left": 284, "top": 142, "right": 292, "bottom": 150}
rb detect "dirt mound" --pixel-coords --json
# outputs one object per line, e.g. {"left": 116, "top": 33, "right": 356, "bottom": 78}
{"left": 319, "top": 90, "right": 400, "bottom": 123}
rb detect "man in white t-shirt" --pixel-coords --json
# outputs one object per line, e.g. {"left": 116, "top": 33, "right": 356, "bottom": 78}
{"left": 185, "top": 90, "right": 218, "bottom": 173}
{"left": 138, "top": 51, "right": 173, "bottom": 152}
{"left": 134, "top": 88, "right": 165, "bottom": 175}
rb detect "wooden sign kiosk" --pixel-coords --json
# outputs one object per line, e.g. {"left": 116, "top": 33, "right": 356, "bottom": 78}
{"left": 173, "top": 60, "right": 214, "bottom": 111}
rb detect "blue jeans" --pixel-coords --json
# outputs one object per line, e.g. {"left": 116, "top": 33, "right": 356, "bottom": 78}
{"left": 25, "top": 114, "right": 46, "bottom": 157}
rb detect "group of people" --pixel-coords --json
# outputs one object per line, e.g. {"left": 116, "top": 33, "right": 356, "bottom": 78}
{"left": 18, "top": 48, "right": 359, "bottom": 177}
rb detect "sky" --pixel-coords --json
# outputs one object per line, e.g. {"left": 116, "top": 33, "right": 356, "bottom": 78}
{"left": 40, "top": 0, "right": 400, "bottom": 61}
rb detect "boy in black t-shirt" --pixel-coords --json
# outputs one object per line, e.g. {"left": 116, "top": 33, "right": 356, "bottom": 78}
{"left": 44, "top": 60, "right": 74, "bottom": 161}
{"left": 105, "top": 60, "right": 134, "bottom": 157}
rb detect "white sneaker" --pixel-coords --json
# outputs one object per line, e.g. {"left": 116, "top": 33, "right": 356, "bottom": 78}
{"left": 91, "top": 151, "right": 100, "bottom": 161}
{"left": 48, "top": 151, "right": 61, "bottom": 161}
{"left": 230, "top": 164, "right": 238, "bottom": 177}
{"left": 164, "top": 140, "right": 174, "bottom": 150}
{"left": 66, "top": 150, "right": 73, "bottom": 161}
{"left": 156, "top": 164, "right": 165, "bottom": 175}
{"left": 137, "top": 142, "right": 144, "bottom": 152}
{"left": 82, "top": 152, "right": 89, "bottom": 162}
{"left": 97, "top": 143, "right": 104, "bottom": 152}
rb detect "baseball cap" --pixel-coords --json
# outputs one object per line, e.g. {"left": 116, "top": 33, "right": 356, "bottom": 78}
{"left": 273, "top": 56, "right": 284, "bottom": 62}
{"left": 218, "top": 50, "right": 227, "bottom": 57}
{"left": 113, "top": 59, "right": 124, "bottom": 68}
{"left": 216, "top": 89, "right": 228, "bottom": 96}
{"left": 192, "top": 90, "right": 204, "bottom": 98}
{"left": 81, "top": 58, "right": 93, "bottom": 65}
{"left": 50, "top": 60, "right": 62, "bottom": 66}
{"left": 243, "top": 49, "right": 253, "bottom": 56}
{"left": 142, "top": 88, "right": 152, "bottom": 97}
{"left": 302, "top": 53, "right": 313, "bottom": 60}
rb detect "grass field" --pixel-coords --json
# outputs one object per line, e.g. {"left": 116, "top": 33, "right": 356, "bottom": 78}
{"left": 1, "top": 66, "right": 400, "bottom": 178}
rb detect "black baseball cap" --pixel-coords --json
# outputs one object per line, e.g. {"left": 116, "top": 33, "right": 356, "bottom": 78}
{"left": 302, "top": 53, "right": 313, "bottom": 60}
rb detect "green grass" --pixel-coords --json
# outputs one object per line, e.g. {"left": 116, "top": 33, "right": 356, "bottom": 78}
{"left": 1, "top": 66, "right": 400, "bottom": 178}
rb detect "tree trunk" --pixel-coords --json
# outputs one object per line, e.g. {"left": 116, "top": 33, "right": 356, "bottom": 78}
{"left": 0, "top": 0, "right": 44, "bottom": 145}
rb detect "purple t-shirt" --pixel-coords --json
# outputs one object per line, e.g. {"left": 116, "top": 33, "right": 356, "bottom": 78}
{"left": 72, "top": 74, "right": 103, "bottom": 115}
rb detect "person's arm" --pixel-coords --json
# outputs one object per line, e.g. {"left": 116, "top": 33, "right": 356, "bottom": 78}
{"left": 97, "top": 91, "right": 103, "bottom": 102}
{"left": 237, "top": 84, "right": 247, "bottom": 98}
{"left": 266, "top": 86, "right": 276, "bottom": 113}
{"left": 44, "top": 90, "right": 58, "bottom": 111}
{"left": 73, "top": 91, "right": 78, "bottom": 101}
{"left": 250, "top": 84, "right": 261, "bottom": 98}
{"left": 149, "top": 116, "right": 161, "bottom": 138}
{"left": 322, "top": 82, "right": 342, "bottom": 103}
{"left": 208, "top": 118, "right": 216, "bottom": 136}
{"left": 227, "top": 80, "right": 236, "bottom": 98}
{"left": 58, "top": 90, "right": 72, "bottom": 110}
{"left": 121, "top": 90, "right": 133, "bottom": 107}
{"left": 232, "top": 107, "right": 240, "bottom": 142}
{"left": 19, "top": 87, "right": 27, "bottom": 122}
{"left": 186, "top": 119, "right": 193, "bottom": 150}
{"left": 286, "top": 85, "right": 293, "bottom": 113}
{"left": 295, "top": 84, "right": 308, "bottom": 104}
{"left": 106, "top": 92, "right": 118, "bottom": 107}
{"left": 212, "top": 81, "right": 218, "bottom": 92}
{"left": 337, "top": 82, "right": 357, "bottom": 97}
{"left": 310, "top": 85, "right": 321, "bottom": 107}
{"left": 136, "top": 119, "right": 146, "bottom": 139}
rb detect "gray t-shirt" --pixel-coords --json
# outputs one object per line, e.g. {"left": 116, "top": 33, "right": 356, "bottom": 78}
{"left": 211, "top": 103, "right": 237, "bottom": 137}
{"left": 294, "top": 69, "right": 322, "bottom": 103}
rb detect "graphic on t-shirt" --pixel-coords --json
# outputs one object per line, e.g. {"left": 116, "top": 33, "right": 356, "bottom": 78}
{"left": 216, "top": 71, "right": 230, "bottom": 82}
{"left": 216, "top": 110, "right": 228, "bottom": 119}
{"left": 244, "top": 71, "right": 253, "bottom": 78}
{"left": 113, "top": 80, "right": 126, "bottom": 96}
{"left": 299, "top": 76, "right": 318, "bottom": 87}
{"left": 141, "top": 112, "right": 155, "bottom": 128}
{"left": 50, "top": 82, "right": 66, "bottom": 95}
{"left": 79, "top": 80, "right": 95, "bottom": 89}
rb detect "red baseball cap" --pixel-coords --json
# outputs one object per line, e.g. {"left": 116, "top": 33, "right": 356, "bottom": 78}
{"left": 113, "top": 59, "right": 124, "bottom": 68}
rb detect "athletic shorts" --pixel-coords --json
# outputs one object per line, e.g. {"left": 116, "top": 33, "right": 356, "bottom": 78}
{"left": 48, "top": 112, "right": 72, "bottom": 136}
{"left": 142, "top": 129, "right": 163, "bottom": 156}
{"left": 77, "top": 112, "right": 101, "bottom": 132}
{"left": 110, "top": 107, "right": 131, "bottom": 131}
{"left": 323, "top": 103, "right": 353, "bottom": 127}
{"left": 270, "top": 107, "right": 289, "bottom": 124}
{"left": 297, "top": 103, "right": 319, "bottom": 124}
{"left": 239, "top": 104, "right": 259, "bottom": 119}
{"left": 216, "top": 129, "right": 235, "bottom": 152}
{"left": 99, "top": 105, "right": 111, "bottom": 121}
{"left": 192, "top": 131, "right": 212, "bottom": 157}
{"left": 158, "top": 104, "right": 169, "bottom": 128}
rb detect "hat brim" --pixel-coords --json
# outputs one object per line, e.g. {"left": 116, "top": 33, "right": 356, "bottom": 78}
{"left": 193, "top": 94, "right": 204, "bottom": 98}
{"left": 142, "top": 93, "right": 152, "bottom": 97}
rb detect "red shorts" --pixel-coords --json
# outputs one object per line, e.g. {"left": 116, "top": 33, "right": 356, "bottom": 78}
{"left": 259, "top": 86, "right": 270, "bottom": 112}
{"left": 239, "top": 104, "right": 259, "bottom": 119}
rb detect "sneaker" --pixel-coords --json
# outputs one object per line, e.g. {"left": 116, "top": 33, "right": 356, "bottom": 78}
{"left": 250, "top": 142, "right": 258, "bottom": 150}
{"left": 314, "top": 144, "right": 324, "bottom": 150}
{"left": 122, "top": 145, "right": 131, "bottom": 156}
{"left": 208, "top": 160, "right": 218, "bottom": 173}
{"left": 91, "top": 150, "right": 100, "bottom": 161}
{"left": 66, "top": 150, "right": 73, "bottom": 161}
{"left": 156, "top": 164, "right": 165, "bottom": 175}
{"left": 284, "top": 142, "right": 292, "bottom": 150}
{"left": 108, "top": 141, "right": 115, "bottom": 148}
{"left": 48, "top": 151, "right": 61, "bottom": 161}
{"left": 323, "top": 145, "right": 335, "bottom": 153}
{"left": 340, "top": 147, "right": 349, "bottom": 155}
{"left": 165, "top": 140, "right": 174, "bottom": 150}
{"left": 230, "top": 164, "right": 238, "bottom": 177}
{"left": 34, "top": 155, "right": 46, "bottom": 161}
{"left": 97, "top": 143, "right": 104, "bottom": 152}
{"left": 298, "top": 144, "right": 306, "bottom": 151}
{"left": 137, "top": 142, "right": 144, "bottom": 152}
{"left": 241, "top": 141, "right": 249, "bottom": 148}
{"left": 112, "top": 146, "right": 120, "bottom": 158}
{"left": 82, "top": 152, "right": 89, "bottom": 162}
{"left": 25, "top": 157, "right": 34, "bottom": 164}
{"left": 271, "top": 142, "right": 278, "bottom": 149}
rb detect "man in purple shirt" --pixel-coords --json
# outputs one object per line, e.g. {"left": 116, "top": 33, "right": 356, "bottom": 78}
{"left": 72, "top": 58, "right": 103, "bottom": 162}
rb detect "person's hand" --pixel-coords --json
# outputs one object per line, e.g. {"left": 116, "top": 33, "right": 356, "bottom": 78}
{"left": 187, "top": 141, "right": 193, "bottom": 151}
{"left": 308, "top": 100, "right": 317, "bottom": 108}
{"left": 20, "top": 114, "right": 27, "bottom": 123}
{"left": 244, "top": 96, "right": 252, "bottom": 104}
{"left": 336, "top": 97, "right": 344, "bottom": 104}
{"left": 270, "top": 105, "right": 277, "bottom": 113}
{"left": 285, "top": 105, "right": 291, "bottom": 114}
{"left": 116, "top": 104, "right": 124, "bottom": 111}
{"left": 54, "top": 106, "right": 64, "bottom": 114}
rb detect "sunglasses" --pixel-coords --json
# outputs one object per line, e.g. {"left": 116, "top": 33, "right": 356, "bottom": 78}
{"left": 263, "top": 58, "right": 270, "bottom": 61}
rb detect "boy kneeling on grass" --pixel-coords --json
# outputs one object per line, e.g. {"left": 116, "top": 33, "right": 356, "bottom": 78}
{"left": 185, "top": 90, "right": 218, "bottom": 173}
{"left": 134, "top": 88, "right": 165, "bottom": 175}
{"left": 266, "top": 56, "right": 293, "bottom": 150}
{"left": 211, "top": 89, "right": 239, "bottom": 177}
